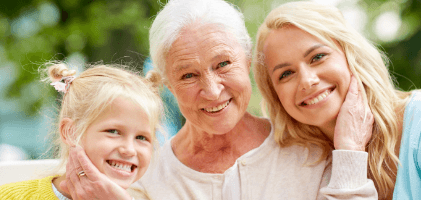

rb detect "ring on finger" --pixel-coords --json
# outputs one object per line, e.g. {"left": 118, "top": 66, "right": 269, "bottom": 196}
{"left": 78, "top": 170, "right": 86, "bottom": 178}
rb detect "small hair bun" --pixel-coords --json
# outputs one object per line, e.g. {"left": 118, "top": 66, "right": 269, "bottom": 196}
{"left": 48, "top": 63, "right": 76, "bottom": 82}
{"left": 145, "top": 70, "right": 162, "bottom": 90}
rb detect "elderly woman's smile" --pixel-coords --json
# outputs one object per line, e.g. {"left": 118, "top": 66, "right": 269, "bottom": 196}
{"left": 165, "top": 22, "right": 251, "bottom": 134}
{"left": 201, "top": 98, "right": 231, "bottom": 113}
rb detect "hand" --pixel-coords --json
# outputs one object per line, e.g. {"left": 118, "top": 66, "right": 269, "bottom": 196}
{"left": 334, "top": 76, "right": 374, "bottom": 151}
{"left": 60, "top": 145, "right": 132, "bottom": 200}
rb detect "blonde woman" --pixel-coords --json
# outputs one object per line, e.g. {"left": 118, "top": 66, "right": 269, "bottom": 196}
{"left": 0, "top": 63, "right": 163, "bottom": 199}
{"left": 254, "top": 1, "right": 420, "bottom": 199}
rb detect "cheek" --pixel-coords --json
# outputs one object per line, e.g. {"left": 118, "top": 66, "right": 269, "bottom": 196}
{"left": 136, "top": 145, "right": 153, "bottom": 173}
{"left": 234, "top": 79, "right": 251, "bottom": 98}
{"left": 173, "top": 85, "right": 196, "bottom": 103}
{"left": 341, "top": 75, "right": 351, "bottom": 101}
{"left": 274, "top": 84, "right": 294, "bottom": 106}
{"left": 336, "top": 68, "right": 351, "bottom": 97}
{"left": 275, "top": 84, "right": 298, "bottom": 116}
{"left": 82, "top": 136, "right": 110, "bottom": 166}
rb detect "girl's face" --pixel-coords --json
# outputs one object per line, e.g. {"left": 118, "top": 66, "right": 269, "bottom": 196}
{"left": 263, "top": 25, "right": 351, "bottom": 130}
{"left": 81, "top": 97, "right": 153, "bottom": 189}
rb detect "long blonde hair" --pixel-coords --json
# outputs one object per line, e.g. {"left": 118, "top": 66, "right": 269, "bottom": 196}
{"left": 42, "top": 62, "right": 164, "bottom": 173}
{"left": 253, "top": 1, "right": 411, "bottom": 198}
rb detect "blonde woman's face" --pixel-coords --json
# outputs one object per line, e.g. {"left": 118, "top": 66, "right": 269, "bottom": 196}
{"left": 263, "top": 26, "right": 351, "bottom": 130}
{"left": 81, "top": 97, "right": 153, "bottom": 189}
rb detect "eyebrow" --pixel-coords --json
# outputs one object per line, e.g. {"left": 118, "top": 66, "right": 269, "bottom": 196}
{"left": 272, "top": 62, "right": 291, "bottom": 73}
{"left": 212, "top": 54, "right": 228, "bottom": 62}
{"left": 303, "top": 44, "right": 325, "bottom": 57}
{"left": 272, "top": 44, "right": 326, "bottom": 73}
{"left": 174, "top": 64, "right": 190, "bottom": 73}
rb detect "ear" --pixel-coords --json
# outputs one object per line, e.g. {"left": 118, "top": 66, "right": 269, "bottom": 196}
{"left": 59, "top": 118, "right": 76, "bottom": 146}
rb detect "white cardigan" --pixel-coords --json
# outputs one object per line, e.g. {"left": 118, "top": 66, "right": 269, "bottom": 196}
{"left": 130, "top": 122, "right": 377, "bottom": 199}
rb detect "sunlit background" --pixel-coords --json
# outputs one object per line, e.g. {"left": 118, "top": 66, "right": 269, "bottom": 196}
{"left": 0, "top": 0, "right": 420, "bottom": 161}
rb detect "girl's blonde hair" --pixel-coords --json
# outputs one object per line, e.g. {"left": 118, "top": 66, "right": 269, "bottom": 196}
{"left": 43, "top": 62, "right": 164, "bottom": 173}
{"left": 253, "top": 1, "right": 411, "bottom": 198}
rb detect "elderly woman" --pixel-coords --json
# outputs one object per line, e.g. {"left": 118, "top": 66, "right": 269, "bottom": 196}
{"left": 61, "top": 0, "right": 378, "bottom": 199}
{"left": 253, "top": 1, "right": 420, "bottom": 199}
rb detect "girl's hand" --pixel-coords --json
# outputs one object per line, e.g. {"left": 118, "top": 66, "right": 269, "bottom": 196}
{"left": 334, "top": 76, "right": 374, "bottom": 151}
{"left": 60, "top": 145, "right": 132, "bottom": 200}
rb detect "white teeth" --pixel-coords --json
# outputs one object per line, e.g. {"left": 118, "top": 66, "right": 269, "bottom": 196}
{"left": 109, "top": 160, "right": 132, "bottom": 172}
{"left": 204, "top": 100, "right": 230, "bottom": 112}
{"left": 304, "top": 90, "right": 331, "bottom": 105}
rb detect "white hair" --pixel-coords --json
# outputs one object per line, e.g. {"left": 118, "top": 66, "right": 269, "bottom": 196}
{"left": 149, "top": 0, "right": 252, "bottom": 81}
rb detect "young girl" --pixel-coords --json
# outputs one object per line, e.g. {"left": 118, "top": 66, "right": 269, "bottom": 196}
{"left": 0, "top": 62, "right": 163, "bottom": 199}
{"left": 254, "top": 1, "right": 419, "bottom": 199}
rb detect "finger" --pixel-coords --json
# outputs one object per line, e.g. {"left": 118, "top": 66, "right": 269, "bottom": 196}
{"left": 69, "top": 146, "right": 86, "bottom": 198}
{"left": 60, "top": 180, "right": 70, "bottom": 194}
{"left": 345, "top": 76, "right": 359, "bottom": 102}
{"left": 66, "top": 149, "right": 80, "bottom": 199}
{"left": 66, "top": 147, "right": 77, "bottom": 175}
{"left": 65, "top": 178, "right": 79, "bottom": 200}
{"left": 71, "top": 146, "right": 85, "bottom": 178}
{"left": 75, "top": 145, "right": 101, "bottom": 181}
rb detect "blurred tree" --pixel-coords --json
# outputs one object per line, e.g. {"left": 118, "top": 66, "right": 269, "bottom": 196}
{"left": 358, "top": 0, "right": 421, "bottom": 91}
{"left": 381, "top": 0, "right": 421, "bottom": 91}
{"left": 1, "top": 0, "right": 166, "bottom": 115}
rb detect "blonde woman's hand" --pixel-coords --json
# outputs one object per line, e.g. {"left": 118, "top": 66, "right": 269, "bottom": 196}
{"left": 334, "top": 76, "right": 374, "bottom": 151}
{"left": 60, "top": 145, "right": 132, "bottom": 200}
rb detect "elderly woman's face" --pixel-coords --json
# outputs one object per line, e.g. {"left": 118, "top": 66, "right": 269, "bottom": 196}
{"left": 165, "top": 23, "right": 251, "bottom": 135}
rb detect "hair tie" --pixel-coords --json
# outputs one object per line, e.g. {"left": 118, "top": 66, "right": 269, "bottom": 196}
{"left": 50, "top": 76, "right": 75, "bottom": 93}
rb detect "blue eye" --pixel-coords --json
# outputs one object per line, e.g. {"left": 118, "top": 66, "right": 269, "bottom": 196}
{"left": 280, "top": 71, "right": 293, "bottom": 80}
{"left": 217, "top": 61, "right": 230, "bottom": 68}
{"left": 136, "top": 135, "right": 147, "bottom": 141}
{"left": 107, "top": 129, "right": 119, "bottom": 134}
{"left": 182, "top": 73, "right": 194, "bottom": 79}
{"left": 312, "top": 53, "right": 325, "bottom": 63}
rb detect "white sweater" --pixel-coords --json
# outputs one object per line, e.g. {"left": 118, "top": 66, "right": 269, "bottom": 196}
{"left": 130, "top": 124, "right": 377, "bottom": 199}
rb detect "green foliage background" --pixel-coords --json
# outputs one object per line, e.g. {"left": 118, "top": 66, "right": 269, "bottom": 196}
{"left": 0, "top": 0, "right": 420, "bottom": 159}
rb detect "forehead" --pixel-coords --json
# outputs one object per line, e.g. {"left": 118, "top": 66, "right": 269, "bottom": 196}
{"left": 264, "top": 26, "right": 315, "bottom": 52}
{"left": 166, "top": 23, "right": 240, "bottom": 69}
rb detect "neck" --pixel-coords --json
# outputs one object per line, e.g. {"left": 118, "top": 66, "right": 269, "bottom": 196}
{"left": 174, "top": 112, "right": 256, "bottom": 153}
{"left": 318, "top": 120, "right": 336, "bottom": 142}
{"left": 52, "top": 174, "right": 72, "bottom": 199}
{"left": 172, "top": 112, "right": 270, "bottom": 173}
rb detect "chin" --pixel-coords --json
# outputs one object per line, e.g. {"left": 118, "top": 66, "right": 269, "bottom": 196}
{"left": 207, "top": 121, "right": 238, "bottom": 135}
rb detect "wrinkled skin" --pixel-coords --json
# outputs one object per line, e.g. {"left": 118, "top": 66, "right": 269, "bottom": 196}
{"left": 334, "top": 76, "right": 374, "bottom": 151}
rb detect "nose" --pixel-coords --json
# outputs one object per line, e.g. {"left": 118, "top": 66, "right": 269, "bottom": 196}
{"left": 199, "top": 73, "right": 223, "bottom": 100}
{"left": 118, "top": 139, "right": 136, "bottom": 158}
{"left": 298, "top": 67, "right": 319, "bottom": 91}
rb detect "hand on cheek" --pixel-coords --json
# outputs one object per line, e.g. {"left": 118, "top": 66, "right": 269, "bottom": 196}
{"left": 63, "top": 145, "right": 132, "bottom": 200}
{"left": 334, "top": 76, "right": 374, "bottom": 151}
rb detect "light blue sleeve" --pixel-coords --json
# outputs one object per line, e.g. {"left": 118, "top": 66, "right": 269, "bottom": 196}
{"left": 393, "top": 91, "right": 421, "bottom": 199}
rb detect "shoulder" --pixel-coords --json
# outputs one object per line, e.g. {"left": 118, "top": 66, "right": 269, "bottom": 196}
{"left": 403, "top": 91, "right": 421, "bottom": 141}
{"left": 401, "top": 90, "right": 421, "bottom": 156}
{"left": 0, "top": 176, "right": 58, "bottom": 199}
{"left": 405, "top": 90, "right": 421, "bottom": 112}
{"left": 243, "top": 114, "right": 272, "bottom": 140}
